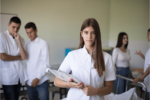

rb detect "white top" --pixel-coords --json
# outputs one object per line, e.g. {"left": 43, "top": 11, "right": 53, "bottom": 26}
{"left": 26, "top": 37, "right": 50, "bottom": 86}
{"left": 59, "top": 46, "right": 116, "bottom": 100}
{"left": 112, "top": 48, "right": 131, "bottom": 67}
{"left": 0, "top": 30, "right": 27, "bottom": 85}
{"left": 143, "top": 48, "right": 150, "bottom": 92}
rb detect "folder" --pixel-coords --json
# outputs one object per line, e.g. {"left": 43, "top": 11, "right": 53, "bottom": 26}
{"left": 46, "top": 68, "right": 81, "bottom": 83}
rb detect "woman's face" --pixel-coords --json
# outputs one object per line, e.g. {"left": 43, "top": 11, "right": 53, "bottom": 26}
{"left": 147, "top": 31, "right": 150, "bottom": 42}
{"left": 122, "top": 35, "right": 128, "bottom": 45}
{"left": 81, "top": 26, "right": 96, "bottom": 47}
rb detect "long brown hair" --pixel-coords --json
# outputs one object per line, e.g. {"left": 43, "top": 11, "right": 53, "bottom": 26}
{"left": 79, "top": 18, "right": 105, "bottom": 77}
{"left": 116, "top": 32, "right": 128, "bottom": 49}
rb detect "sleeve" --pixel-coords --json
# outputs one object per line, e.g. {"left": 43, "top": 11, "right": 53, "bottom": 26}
{"left": 0, "top": 35, "right": 5, "bottom": 53}
{"left": 36, "top": 42, "right": 51, "bottom": 79}
{"left": 20, "top": 37, "right": 26, "bottom": 51}
{"left": 112, "top": 48, "right": 118, "bottom": 66}
{"left": 104, "top": 55, "right": 116, "bottom": 81}
{"left": 128, "top": 49, "right": 131, "bottom": 67}
{"left": 58, "top": 52, "right": 71, "bottom": 74}
{"left": 148, "top": 49, "right": 150, "bottom": 65}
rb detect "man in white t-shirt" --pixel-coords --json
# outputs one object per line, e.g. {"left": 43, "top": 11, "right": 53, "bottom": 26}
{"left": 0, "top": 17, "right": 27, "bottom": 100}
{"left": 133, "top": 28, "right": 150, "bottom": 100}
{"left": 24, "top": 22, "right": 50, "bottom": 100}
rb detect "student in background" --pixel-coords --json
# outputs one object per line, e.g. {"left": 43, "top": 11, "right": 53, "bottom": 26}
{"left": 133, "top": 28, "right": 150, "bottom": 100}
{"left": 133, "top": 29, "right": 150, "bottom": 73}
{"left": 25, "top": 22, "right": 50, "bottom": 100}
{"left": 112, "top": 32, "right": 132, "bottom": 94}
{"left": 0, "top": 17, "right": 27, "bottom": 100}
{"left": 54, "top": 18, "right": 116, "bottom": 100}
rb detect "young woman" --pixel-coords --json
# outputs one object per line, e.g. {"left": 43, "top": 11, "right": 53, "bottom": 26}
{"left": 54, "top": 18, "right": 116, "bottom": 100}
{"left": 112, "top": 32, "right": 132, "bottom": 94}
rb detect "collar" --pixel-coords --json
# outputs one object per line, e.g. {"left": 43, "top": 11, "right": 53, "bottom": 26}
{"left": 82, "top": 45, "right": 94, "bottom": 56}
{"left": 6, "top": 30, "right": 15, "bottom": 39}
{"left": 30, "top": 37, "right": 40, "bottom": 43}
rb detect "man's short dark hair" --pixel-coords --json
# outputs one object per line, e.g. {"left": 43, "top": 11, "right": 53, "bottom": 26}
{"left": 24, "top": 22, "right": 37, "bottom": 31}
{"left": 148, "top": 28, "right": 150, "bottom": 32}
{"left": 9, "top": 16, "right": 21, "bottom": 24}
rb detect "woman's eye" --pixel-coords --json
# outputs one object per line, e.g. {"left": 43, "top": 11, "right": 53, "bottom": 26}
{"left": 92, "top": 32, "right": 95, "bottom": 34}
{"left": 84, "top": 31, "right": 88, "bottom": 34}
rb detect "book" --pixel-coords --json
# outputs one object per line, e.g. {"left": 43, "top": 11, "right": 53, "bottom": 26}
{"left": 46, "top": 68, "right": 81, "bottom": 83}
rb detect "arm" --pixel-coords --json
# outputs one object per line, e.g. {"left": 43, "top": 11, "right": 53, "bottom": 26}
{"left": 140, "top": 66, "right": 150, "bottom": 80}
{"left": 133, "top": 66, "right": 150, "bottom": 83}
{"left": 82, "top": 55, "right": 116, "bottom": 96}
{"left": 135, "top": 50, "right": 145, "bottom": 60}
{"left": 133, "top": 68, "right": 144, "bottom": 74}
{"left": 82, "top": 81, "right": 113, "bottom": 96}
{"left": 0, "top": 34, "right": 21, "bottom": 61}
{"left": 54, "top": 77, "right": 83, "bottom": 89}
{"left": 96, "top": 81, "right": 113, "bottom": 96}
{"left": 31, "top": 42, "right": 50, "bottom": 87}
{"left": 14, "top": 33, "right": 27, "bottom": 60}
{"left": 128, "top": 49, "right": 134, "bottom": 78}
{"left": 0, "top": 53, "right": 21, "bottom": 61}
{"left": 112, "top": 48, "right": 118, "bottom": 66}
{"left": 36, "top": 42, "right": 50, "bottom": 80}
{"left": 128, "top": 63, "right": 134, "bottom": 78}
{"left": 54, "top": 77, "right": 68, "bottom": 88}
{"left": 54, "top": 52, "right": 83, "bottom": 89}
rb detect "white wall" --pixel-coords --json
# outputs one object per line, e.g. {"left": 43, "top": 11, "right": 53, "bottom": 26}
{"left": 149, "top": 0, "right": 150, "bottom": 27}
{"left": 0, "top": 0, "right": 1, "bottom": 32}
{"left": 0, "top": 14, "right": 17, "bottom": 32}
{"left": 1, "top": 0, "right": 149, "bottom": 68}
{"left": 1, "top": 0, "right": 111, "bottom": 65}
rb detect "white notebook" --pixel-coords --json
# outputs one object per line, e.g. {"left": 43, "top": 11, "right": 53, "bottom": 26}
{"left": 46, "top": 68, "right": 81, "bottom": 83}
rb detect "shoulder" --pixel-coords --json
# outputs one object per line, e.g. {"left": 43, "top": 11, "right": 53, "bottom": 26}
{"left": 39, "top": 38, "right": 47, "bottom": 45}
{"left": 38, "top": 38, "right": 49, "bottom": 49}
{"left": 103, "top": 51, "right": 112, "bottom": 61}
{"left": 0, "top": 31, "right": 7, "bottom": 38}
{"left": 112, "top": 47, "right": 119, "bottom": 55}
{"left": 113, "top": 47, "right": 119, "bottom": 52}
{"left": 66, "top": 48, "right": 82, "bottom": 58}
{"left": 0, "top": 31, "right": 8, "bottom": 42}
{"left": 69, "top": 48, "right": 82, "bottom": 55}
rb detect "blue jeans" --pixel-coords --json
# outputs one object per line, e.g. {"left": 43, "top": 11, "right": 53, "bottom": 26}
{"left": 147, "top": 92, "right": 150, "bottom": 100}
{"left": 27, "top": 80, "right": 49, "bottom": 100}
{"left": 115, "top": 67, "right": 131, "bottom": 94}
{"left": 2, "top": 82, "right": 21, "bottom": 100}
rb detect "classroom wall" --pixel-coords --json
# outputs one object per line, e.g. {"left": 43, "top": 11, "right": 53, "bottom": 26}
{"left": 1, "top": 0, "right": 149, "bottom": 69}
{"left": 0, "top": 0, "right": 1, "bottom": 32}
{"left": 149, "top": 0, "right": 150, "bottom": 27}
{"left": 1, "top": 0, "right": 110, "bottom": 65}
{"left": 109, "top": 0, "right": 149, "bottom": 69}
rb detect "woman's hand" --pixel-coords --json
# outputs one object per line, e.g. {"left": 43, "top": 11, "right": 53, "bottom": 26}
{"left": 82, "top": 85, "right": 97, "bottom": 96}
{"left": 135, "top": 50, "right": 145, "bottom": 60}
{"left": 132, "top": 78, "right": 143, "bottom": 84}
{"left": 66, "top": 78, "right": 84, "bottom": 89}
